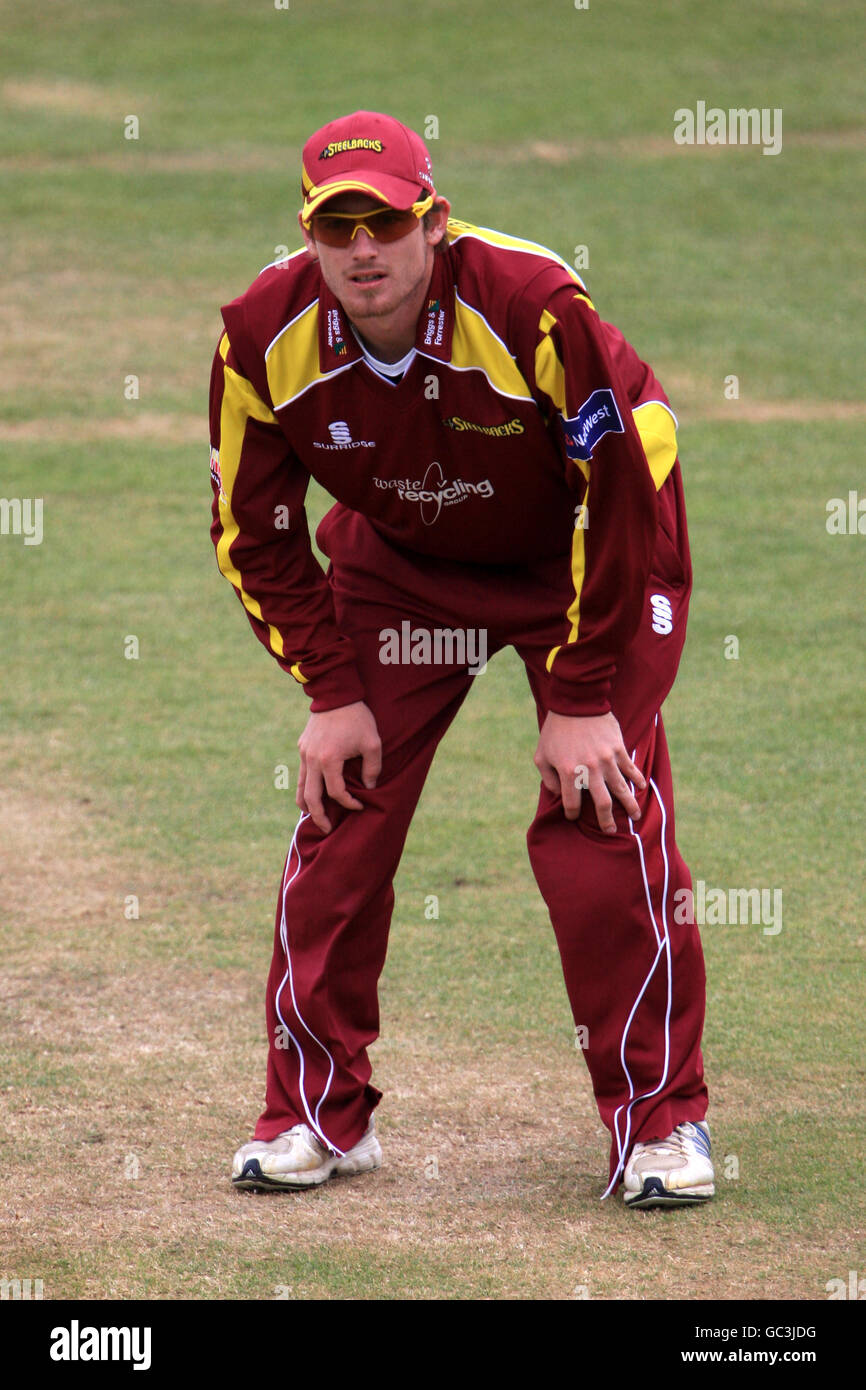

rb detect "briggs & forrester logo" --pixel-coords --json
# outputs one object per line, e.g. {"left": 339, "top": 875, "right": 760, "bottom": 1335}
{"left": 423, "top": 299, "right": 447, "bottom": 347}
{"left": 325, "top": 306, "right": 347, "bottom": 357}
{"left": 373, "top": 460, "right": 495, "bottom": 525}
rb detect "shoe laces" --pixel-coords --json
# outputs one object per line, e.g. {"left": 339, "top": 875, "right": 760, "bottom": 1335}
{"left": 636, "top": 1124, "right": 696, "bottom": 1157}
{"left": 278, "top": 1123, "right": 321, "bottom": 1148}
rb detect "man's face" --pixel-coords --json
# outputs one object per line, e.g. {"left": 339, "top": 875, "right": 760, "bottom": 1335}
{"left": 299, "top": 193, "right": 449, "bottom": 328}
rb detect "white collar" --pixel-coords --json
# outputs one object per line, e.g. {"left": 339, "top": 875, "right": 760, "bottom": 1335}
{"left": 352, "top": 329, "right": 416, "bottom": 384}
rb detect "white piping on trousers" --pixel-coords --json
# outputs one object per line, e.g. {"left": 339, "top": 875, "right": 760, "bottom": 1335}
{"left": 273, "top": 811, "right": 345, "bottom": 1157}
{"left": 601, "top": 770, "right": 673, "bottom": 1198}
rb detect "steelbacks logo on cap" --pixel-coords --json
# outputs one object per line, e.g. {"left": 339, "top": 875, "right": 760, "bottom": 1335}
{"left": 301, "top": 111, "right": 435, "bottom": 225}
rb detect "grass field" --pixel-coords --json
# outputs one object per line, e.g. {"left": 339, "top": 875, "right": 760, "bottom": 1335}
{"left": 1, "top": 0, "right": 864, "bottom": 1303}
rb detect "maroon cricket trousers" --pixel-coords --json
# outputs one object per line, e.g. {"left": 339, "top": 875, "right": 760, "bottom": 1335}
{"left": 254, "top": 466, "right": 708, "bottom": 1192}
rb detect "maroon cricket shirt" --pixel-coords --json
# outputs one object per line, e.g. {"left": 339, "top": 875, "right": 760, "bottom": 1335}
{"left": 209, "top": 220, "right": 680, "bottom": 717}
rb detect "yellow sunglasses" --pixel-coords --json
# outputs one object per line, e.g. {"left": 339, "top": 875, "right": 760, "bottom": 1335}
{"left": 309, "top": 195, "right": 434, "bottom": 247}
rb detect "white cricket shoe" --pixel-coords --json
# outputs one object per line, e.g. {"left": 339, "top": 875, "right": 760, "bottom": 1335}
{"left": 232, "top": 1117, "right": 381, "bottom": 1191}
{"left": 622, "top": 1120, "right": 714, "bottom": 1209}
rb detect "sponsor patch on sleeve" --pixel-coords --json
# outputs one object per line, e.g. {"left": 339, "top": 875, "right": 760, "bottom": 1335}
{"left": 561, "top": 388, "right": 625, "bottom": 463}
{"left": 210, "top": 445, "right": 227, "bottom": 504}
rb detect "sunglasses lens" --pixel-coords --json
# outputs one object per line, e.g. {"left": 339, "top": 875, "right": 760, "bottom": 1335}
{"left": 310, "top": 218, "right": 353, "bottom": 247}
{"left": 312, "top": 208, "right": 419, "bottom": 247}
{"left": 369, "top": 210, "right": 418, "bottom": 242}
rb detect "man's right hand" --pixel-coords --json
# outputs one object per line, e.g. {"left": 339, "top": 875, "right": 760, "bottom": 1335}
{"left": 296, "top": 701, "right": 382, "bottom": 834}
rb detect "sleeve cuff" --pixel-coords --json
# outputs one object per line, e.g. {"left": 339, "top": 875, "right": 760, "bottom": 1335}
{"left": 304, "top": 665, "right": 367, "bottom": 713}
{"left": 547, "top": 673, "right": 613, "bottom": 718}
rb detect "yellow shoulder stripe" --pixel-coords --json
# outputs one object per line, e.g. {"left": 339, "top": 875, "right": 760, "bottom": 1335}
{"left": 216, "top": 355, "right": 286, "bottom": 662}
{"left": 535, "top": 327, "right": 565, "bottom": 411}
{"left": 564, "top": 513, "right": 587, "bottom": 649}
{"left": 535, "top": 315, "right": 592, "bottom": 481}
{"left": 632, "top": 400, "right": 678, "bottom": 491}
{"left": 545, "top": 487, "right": 589, "bottom": 671}
{"left": 534, "top": 295, "right": 597, "bottom": 414}
{"left": 445, "top": 219, "right": 589, "bottom": 293}
{"left": 265, "top": 303, "right": 325, "bottom": 409}
{"left": 451, "top": 295, "right": 533, "bottom": 401}
{"left": 544, "top": 402, "right": 678, "bottom": 674}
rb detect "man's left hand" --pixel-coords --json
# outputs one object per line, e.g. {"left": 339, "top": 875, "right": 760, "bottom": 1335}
{"left": 534, "top": 710, "right": 646, "bottom": 835}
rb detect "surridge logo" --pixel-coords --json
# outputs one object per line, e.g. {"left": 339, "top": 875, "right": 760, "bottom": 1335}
{"left": 319, "top": 138, "right": 384, "bottom": 160}
{"left": 650, "top": 592, "right": 673, "bottom": 635}
{"left": 372, "top": 460, "right": 494, "bottom": 525}
{"left": 313, "top": 420, "right": 375, "bottom": 451}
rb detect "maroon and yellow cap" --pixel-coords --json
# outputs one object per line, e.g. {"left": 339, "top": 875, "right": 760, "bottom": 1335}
{"left": 300, "top": 111, "right": 435, "bottom": 225}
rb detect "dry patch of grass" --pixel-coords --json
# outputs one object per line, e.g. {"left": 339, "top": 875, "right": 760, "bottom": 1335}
{"left": 0, "top": 785, "right": 858, "bottom": 1301}
{"left": 1, "top": 78, "right": 149, "bottom": 122}
{"left": 0, "top": 148, "right": 286, "bottom": 176}
{"left": 697, "top": 401, "right": 866, "bottom": 422}
{"left": 0, "top": 127, "right": 861, "bottom": 178}
{"left": 0, "top": 267, "right": 211, "bottom": 417}
{"left": 663, "top": 371, "right": 866, "bottom": 424}
{"left": 684, "top": 400, "right": 866, "bottom": 424}
{"left": 0, "top": 412, "right": 202, "bottom": 442}
{"left": 526, "top": 129, "right": 866, "bottom": 162}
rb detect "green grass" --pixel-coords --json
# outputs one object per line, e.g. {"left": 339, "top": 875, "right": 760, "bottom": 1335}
{"left": 0, "top": 0, "right": 864, "bottom": 1305}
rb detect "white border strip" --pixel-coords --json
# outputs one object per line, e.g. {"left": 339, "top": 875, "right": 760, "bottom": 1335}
{"left": 273, "top": 811, "right": 345, "bottom": 1156}
{"left": 631, "top": 398, "right": 680, "bottom": 432}
{"left": 447, "top": 226, "right": 587, "bottom": 289}
{"left": 258, "top": 247, "right": 308, "bottom": 280}
{"left": 271, "top": 358, "right": 360, "bottom": 412}
{"left": 601, "top": 768, "right": 673, "bottom": 1199}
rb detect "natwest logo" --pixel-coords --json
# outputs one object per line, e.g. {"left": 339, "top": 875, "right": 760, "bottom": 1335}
{"left": 561, "top": 388, "right": 625, "bottom": 463}
{"left": 313, "top": 420, "right": 375, "bottom": 451}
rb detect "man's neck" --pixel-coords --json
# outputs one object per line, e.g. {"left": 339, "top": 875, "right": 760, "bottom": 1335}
{"left": 346, "top": 266, "right": 434, "bottom": 364}
{"left": 350, "top": 323, "right": 414, "bottom": 365}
